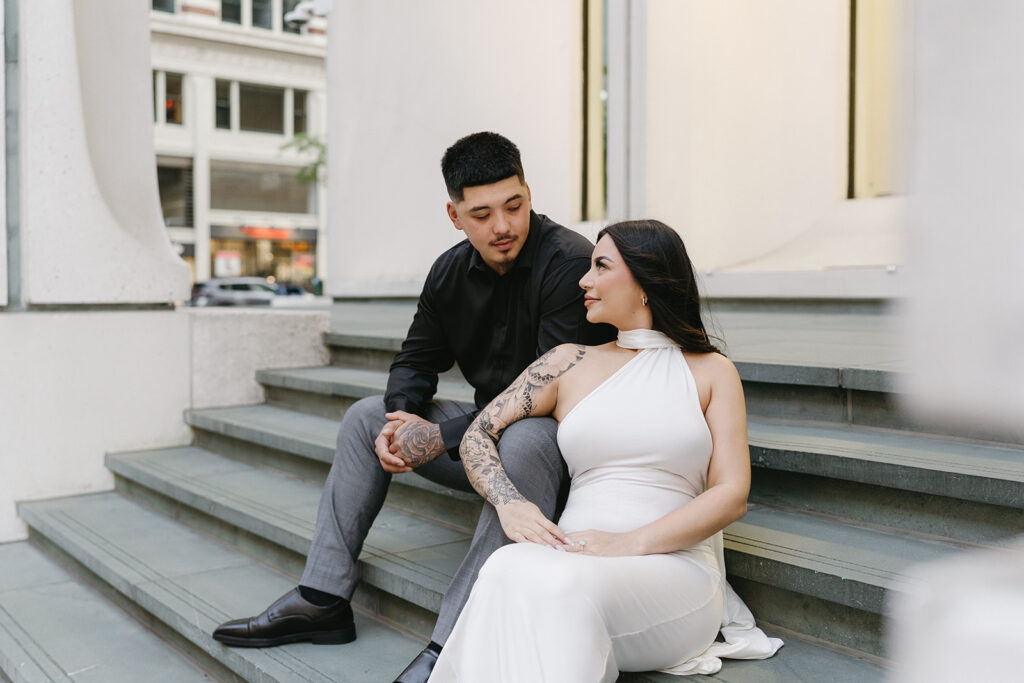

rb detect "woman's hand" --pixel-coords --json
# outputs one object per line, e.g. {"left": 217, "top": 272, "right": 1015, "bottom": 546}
{"left": 564, "top": 530, "right": 640, "bottom": 557}
{"left": 495, "top": 501, "right": 571, "bottom": 549}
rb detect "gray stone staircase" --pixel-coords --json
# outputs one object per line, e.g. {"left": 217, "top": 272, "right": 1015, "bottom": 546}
{"left": 5, "top": 313, "right": 1022, "bottom": 682}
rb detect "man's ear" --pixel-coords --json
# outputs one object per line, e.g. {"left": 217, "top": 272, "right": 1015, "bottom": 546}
{"left": 524, "top": 182, "right": 531, "bottom": 201}
{"left": 447, "top": 202, "right": 463, "bottom": 231}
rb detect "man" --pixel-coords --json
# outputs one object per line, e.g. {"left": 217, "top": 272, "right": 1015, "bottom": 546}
{"left": 212, "top": 132, "right": 613, "bottom": 682}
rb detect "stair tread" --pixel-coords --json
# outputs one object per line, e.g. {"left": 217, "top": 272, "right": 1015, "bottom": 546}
{"left": 110, "top": 446, "right": 967, "bottom": 617}
{"left": 730, "top": 506, "right": 962, "bottom": 593}
{"left": 107, "top": 446, "right": 471, "bottom": 605}
{"left": 0, "top": 542, "right": 213, "bottom": 683}
{"left": 105, "top": 449, "right": 888, "bottom": 680}
{"left": 257, "top": 365, "right": 475, "bottom": 404}
{"left": 225, "top": 368, "right": 1024, "bottom": 495}
{"left": 749, "top": 418, "right": 1024, "bottom": 481}
{"left": 184, "top": 405, "right": 480, "bottom": 504}
{"left": 18, "top": 494, "right": 425, "bottom": 683}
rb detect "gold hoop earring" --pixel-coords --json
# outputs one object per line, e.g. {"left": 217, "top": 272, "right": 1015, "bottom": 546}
{"left": 642, "top": 295, "right": 648, "bottom": 306}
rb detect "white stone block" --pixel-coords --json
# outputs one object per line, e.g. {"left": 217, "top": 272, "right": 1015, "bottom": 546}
{"left": 187, "top": 308, "right": 330, "bottom": 409}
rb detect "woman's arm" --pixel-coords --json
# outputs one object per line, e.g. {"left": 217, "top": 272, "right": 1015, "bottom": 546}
{"left": 461, "top": 343, "right": 586, "bottom": 547}
{"left": 568, "top": 353, "right": 751, "bottom": 556}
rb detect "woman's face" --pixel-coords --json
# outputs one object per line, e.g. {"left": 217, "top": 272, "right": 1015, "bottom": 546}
{"left": 579, "top": 235, "right": 651, "bottom": 329}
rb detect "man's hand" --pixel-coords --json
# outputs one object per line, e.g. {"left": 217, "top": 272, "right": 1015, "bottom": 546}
{"left": 385, "top": 410, "right": 445, "bottom": 468}
{"left": 375, "top": 418, "right": 413, "bottom": 473}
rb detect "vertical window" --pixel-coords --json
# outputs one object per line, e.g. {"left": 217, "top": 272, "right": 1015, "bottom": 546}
{"left": 165, "top": 72, "right": 184, "bottom": 125}
{"left": 153, "top": 71, "right": 158, "bottom": 122}
{"left": 215, "top": 80, "right": 232, "bottom": 129}
{"left": 580, "top": 0, "right": 607, "bottom": 221}
{"left": 152, "top": 0, "right": 176, "bottom": 12}
{"left": 221, "top": 0, "right": 241, "bottom": 24}
{"left": 252, "top": 0, "right": 273, "bottom": 29}
{"left": 157, "top": 159, "right": 194, "bottom": 228}
{"left": 848, "top": 0, "right": 904, "bottom": 198}
{"left": 293, "top": 90, "right": 308, "bottom": 135}
{"left": 239, "top": 83, "right": 284, "bottom": 134}
{"left": 283, "top": 0, "right": 302, "bottom": 34}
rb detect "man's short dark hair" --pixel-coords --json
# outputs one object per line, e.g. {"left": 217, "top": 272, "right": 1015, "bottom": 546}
{"left": 441, "top": 132, "right": 525, "bottom": 202}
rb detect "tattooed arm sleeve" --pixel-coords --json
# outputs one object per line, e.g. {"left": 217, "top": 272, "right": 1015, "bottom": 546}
{"left": 460, "top": 344, "right": 586, "bottom": 506}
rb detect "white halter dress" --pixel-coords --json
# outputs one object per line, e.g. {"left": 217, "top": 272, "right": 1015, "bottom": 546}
{"left": 430, "top": 329, "right": 782, "bottom": 682}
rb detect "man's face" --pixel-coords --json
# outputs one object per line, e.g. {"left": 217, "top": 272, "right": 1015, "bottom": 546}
{"left": 447, "top": 176, "right": 531, "bottom": 275}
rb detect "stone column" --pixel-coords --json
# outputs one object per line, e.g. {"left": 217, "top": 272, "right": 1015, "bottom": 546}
{"left": 17, "top": 0, "right": 189, "bottom": 304}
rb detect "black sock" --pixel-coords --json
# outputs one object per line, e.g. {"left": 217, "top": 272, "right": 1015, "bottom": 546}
{"left": 298, "top": 585, "right": 344, "bottom": 606}
{"left": 426, "top": 641, "right": 443, "bottom": 654}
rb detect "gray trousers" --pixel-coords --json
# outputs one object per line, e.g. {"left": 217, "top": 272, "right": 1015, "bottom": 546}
{"left": 300, "top": 395, "right": 568, "bottom": 644}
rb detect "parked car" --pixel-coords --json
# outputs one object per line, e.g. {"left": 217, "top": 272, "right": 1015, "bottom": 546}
{"left": 274, "top": 282, "right": 315, "bottom": 298}
{"left": 189, "top": 277, "right": 277, "bottom": 306}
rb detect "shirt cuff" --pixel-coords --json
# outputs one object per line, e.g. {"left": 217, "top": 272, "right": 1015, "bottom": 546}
{"left": 439, "top": 412, "right": 477, "bottom": 460}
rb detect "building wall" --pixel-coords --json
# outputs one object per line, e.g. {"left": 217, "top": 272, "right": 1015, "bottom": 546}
{"left": 645, "top": 0, "right": 847, "bottom": 270}
{"left": 323, "top": 0, "right": 907, "bottom": 297}
{"left": 326, "top": 0, "right": 579, "bottom": 295}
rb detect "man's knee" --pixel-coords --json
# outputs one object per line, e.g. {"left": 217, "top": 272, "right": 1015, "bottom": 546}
{"left": 335, "top": 395, "right": 387, "bottom": 453}
{"left": 497, "top": 417, "right": 562, "bottom": 480}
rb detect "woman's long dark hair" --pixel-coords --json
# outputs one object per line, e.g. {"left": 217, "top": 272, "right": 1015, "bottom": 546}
{"left": 598, "top": 219, "right": 722, "bottom": 355}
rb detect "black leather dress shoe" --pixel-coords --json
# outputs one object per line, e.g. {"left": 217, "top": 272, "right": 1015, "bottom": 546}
{"left": 212, "top": 588, "right": 356, "bottom": 647}
{"left": 393, "top": 647, "right": 440, "bottom": 683}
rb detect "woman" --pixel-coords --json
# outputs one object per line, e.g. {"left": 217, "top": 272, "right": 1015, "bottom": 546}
{"left": 429, "top": 220, "right": 782, "bottom": 682}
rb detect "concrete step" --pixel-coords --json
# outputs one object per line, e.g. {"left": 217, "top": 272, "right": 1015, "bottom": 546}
{"left": 0, "top": 541, "right": 214, "bottom": 683}
{"left": 257, "top": 365, "right": 473, "bottom": 420}
{"left": 748, "top": 418, "right": 1024, "bottom": 544}
{"left": 107, "top": 443, "right": 966, "bottom": 658}
{"left": 244, "top": 369, "right": 1022, "bottom": 517}
{"left": 106, "top": 446, "right": 474, "bottom": 634}
{"left": 183, "top": 405, "right": 483, "bottom": 529}
{"left": 18, "top": 493, "right": 425, "bottom": 683}
{"left": 322, "top": 324, "right": 1024, "bottom": 445}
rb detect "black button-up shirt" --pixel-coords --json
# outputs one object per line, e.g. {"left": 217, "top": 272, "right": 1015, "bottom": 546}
{"left": 385, "top": 211, "right": 615, "bottom": 458}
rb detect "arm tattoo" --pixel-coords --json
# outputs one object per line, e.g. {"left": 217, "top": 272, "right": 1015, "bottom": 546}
{"left": 461, "top": 345, "right": 586, "bottom": 506}
{"left": 395, "top": 421, "right": 444, "bottom": 467}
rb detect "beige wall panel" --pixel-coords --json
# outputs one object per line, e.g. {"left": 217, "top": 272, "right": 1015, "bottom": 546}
{"left": 327, "top": 0, "right": 578, "bottom": 291}
{"left": 644, "top": 0, "right": 848, "bottom": 271}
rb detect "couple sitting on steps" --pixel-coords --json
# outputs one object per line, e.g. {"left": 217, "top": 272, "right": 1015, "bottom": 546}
{"left": 212, "top": 132, "right": 783, "bottom": 682}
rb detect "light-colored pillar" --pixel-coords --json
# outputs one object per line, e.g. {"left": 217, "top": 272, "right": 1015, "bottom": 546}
{"left": 18, "top": 0, "right": 189, "bottom": 304}
{"left": 192, "top": 74, "right": 213, "bottom": 283}
{"left": 905, "top": 0, "right": 1024, "bottom": 435}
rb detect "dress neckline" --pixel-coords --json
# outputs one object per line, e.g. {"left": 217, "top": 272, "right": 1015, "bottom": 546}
{"left": 616, "top": 328, "right": 679, "bottom": 350}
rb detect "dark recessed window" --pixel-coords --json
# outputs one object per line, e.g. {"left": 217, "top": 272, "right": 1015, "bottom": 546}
{"left": 153, "top": 71, "right": 158, "bottom": 121}
{"left": 158, "top": 161, "right": 194, "bottom": 228}
{"left": 239, "top": 83, "right": 284, "bottom": 134}
{"left": 215, "top": 80, "right": 232, "bottom": 129}
{"left": 283, "top": 0, "right": 302, "bottom": 34}
{"left": 221, "top": 0, "right": 241, "bottom": 24}
{"left": 152, "top": 0, "right": 176, "bottom": 13}
{"left": 252, "top": 0, "right": 272, "bottom": 29}
{"left": 293, "top": 90, "right": 308, "bottom": 135}
{"left": 165, "top": 73, "right": 184, "bottom": 125}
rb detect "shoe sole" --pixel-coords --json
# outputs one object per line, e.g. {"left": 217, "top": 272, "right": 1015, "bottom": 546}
{"left": 213, "top": 625, "right": 357, "bottom": 648}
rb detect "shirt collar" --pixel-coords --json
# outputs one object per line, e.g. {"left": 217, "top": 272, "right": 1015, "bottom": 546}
{"left": 467, "top": 210, "right": 543, "bottom": 276}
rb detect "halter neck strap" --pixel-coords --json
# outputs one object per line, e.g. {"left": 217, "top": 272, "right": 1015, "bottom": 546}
{"left": 616, "top": 328, "right": 679, "bottom": 350}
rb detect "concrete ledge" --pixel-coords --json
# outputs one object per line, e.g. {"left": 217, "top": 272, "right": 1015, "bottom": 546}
{"left": 188, "top": 308, "right": 330, "bottom": 409}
